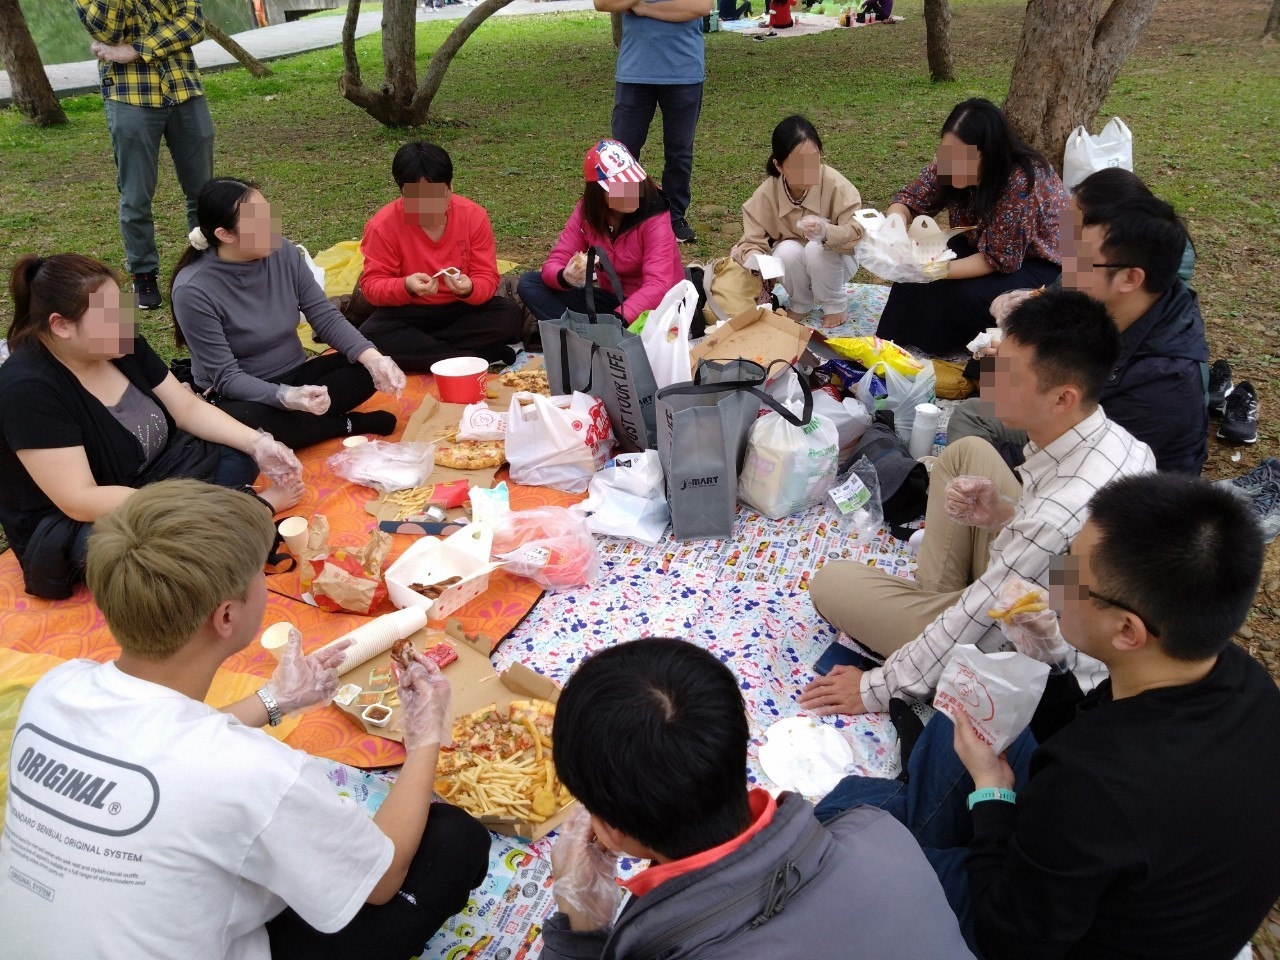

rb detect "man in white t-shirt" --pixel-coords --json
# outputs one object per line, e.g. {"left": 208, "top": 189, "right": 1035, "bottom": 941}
{"left": 0, "top": 480, "right": 489, "bottom": 960}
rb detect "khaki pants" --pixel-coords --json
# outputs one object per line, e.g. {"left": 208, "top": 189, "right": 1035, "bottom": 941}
{"left": 809, "top": 437, "right": 1022, "bottom": 657}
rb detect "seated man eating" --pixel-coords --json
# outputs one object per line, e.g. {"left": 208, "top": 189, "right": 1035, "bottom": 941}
{"left": 541, "top": 637, "right": 974, "bottom": 959}
{"left": 0, "top": 479, "right": 489, "bottom": 960}
{"left": 800, "top": 290, "right": 1154, "bottom": 716}
{"left": 815, "top": 472, "right": 1280, "bottom": 959}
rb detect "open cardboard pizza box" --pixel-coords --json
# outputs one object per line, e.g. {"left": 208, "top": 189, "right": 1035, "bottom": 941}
{"left": 333, "top": 628, "right": 572, "bottom": 840}
{"left": 691, "top": 305, "right": 813, "bottom": 378}
{"left": 384, "top": 524, "right": 504, "bottom": 623}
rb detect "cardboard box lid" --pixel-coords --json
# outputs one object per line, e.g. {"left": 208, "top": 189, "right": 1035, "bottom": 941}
{"left": 690, "top": 305, "right": 814, "bottom": 376}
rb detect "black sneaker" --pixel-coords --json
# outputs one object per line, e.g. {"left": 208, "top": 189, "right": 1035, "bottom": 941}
{"left": 672, "top": 217, "right": 698, "bottom": 244}
{"left": 1208, "top": 359, "right": 1233, "bottom": 418}
{"left": 1217, "top": 380, "right": 1258, "bottom": 444}
{"left": 132, "top": 271, "right": 162, "bottom": 310}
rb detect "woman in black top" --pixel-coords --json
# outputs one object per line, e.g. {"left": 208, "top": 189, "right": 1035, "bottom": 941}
{"left": 0, "top": 254, "right": 305, "bottom": 599}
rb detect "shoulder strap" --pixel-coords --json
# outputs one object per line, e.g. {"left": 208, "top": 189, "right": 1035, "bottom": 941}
{"left": 583, "top": 247, "right": 627, "bottom": 323}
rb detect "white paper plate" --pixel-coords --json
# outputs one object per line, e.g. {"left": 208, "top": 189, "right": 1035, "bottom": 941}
{"left": 758, "top": 717, "right": 856, "bottom": 798}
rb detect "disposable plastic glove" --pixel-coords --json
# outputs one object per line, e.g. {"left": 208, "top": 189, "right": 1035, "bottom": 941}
{"left": 276, "top": 383, "right": 331, "bottom": 415}
{"left": 248, "top": 430, "right": 303, "bottom": 485}
{"left": 987, "top": 578, "right": 1072, "bottom": 665}
{"left": 945, "top": 475, "right": 1017, "bottom": 530}
{"left": 989, "top": 288, "right": 1037, "bottom": 324}
{"left": 263, "top": 632, "right": 352, "bottom": 714}
{"left": 796, "top": 215, "right": 829, "bottom": 243}
{"left": 395, "top": 654, "right": 452, "bottom": 751}
{"left": 364, "top": 353, "right": 406, "bottom": 398}
{"left": 550, "top": 805, "right": 622, "bottom": 932}
{"left": 920, "top": 259, "right": 950, "bottom": 281}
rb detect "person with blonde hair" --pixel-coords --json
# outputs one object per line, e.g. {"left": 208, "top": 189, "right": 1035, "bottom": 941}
{"left": 0, "top": 480, "right": 490, "bottom": 960}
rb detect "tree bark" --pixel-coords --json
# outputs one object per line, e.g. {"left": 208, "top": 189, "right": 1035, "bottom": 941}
{"left": 203, "top": 20, "right": 272, "bottom": 78}
{"left": 1265, "top": 0, "right": 1280, "bottom": 39}
{"left": 0, "top": 0, "right": 67, "bottom": 127}
{"left": 612, "top": 11, "right": 624, "bottom": 50}
{"left": 923, "top": 0, "right": 954, "bottom": 83}
{"left": 1003, "top": 0, "right": 1158, "bottom": 165}
{"left": 382, "top": 0, "right": 418, "bottom": 110}
{"left": 341, "top": 0, "right": 363, "bottom": 87}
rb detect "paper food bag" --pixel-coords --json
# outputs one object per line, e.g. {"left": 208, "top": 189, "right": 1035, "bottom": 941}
{"left": 933, "top": 647, "right": 1050, "bottom": 753}
{"left": 310, "top": 528, "right": 392, "bottom": 615}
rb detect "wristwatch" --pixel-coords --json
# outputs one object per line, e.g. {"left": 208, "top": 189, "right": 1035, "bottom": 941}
{"left": 967, "top": 787, "right": 1016, "bottom": 810}
{"left": 257, "top": 687, "right": 283, "bottom": 727}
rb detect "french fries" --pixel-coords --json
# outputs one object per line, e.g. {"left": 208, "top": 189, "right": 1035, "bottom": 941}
{"left": 384, "top": 486, "right": 438, "bottom": 519}
{"left": 987, "top": 589, "right": 1049, "bottom": 622}
{"left": 435, "top": 720, "right": 572, "bottom": 825}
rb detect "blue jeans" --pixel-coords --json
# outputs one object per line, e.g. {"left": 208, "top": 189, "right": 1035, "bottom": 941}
{"left": 815, "top": 715, "right": 1037, "bottom": 954}
{"left": 516, "top": 271, "right": 623, "bottom": 325}
{"left": 611, "top": 81, "right": 703, "bottom": 221}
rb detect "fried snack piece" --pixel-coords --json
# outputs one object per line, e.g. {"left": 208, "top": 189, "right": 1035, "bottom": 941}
{"left": 434, "top": 439, "right": 506, "bottom": 470}
{"left": 408, "top": 575, "right": 463, "bottom": 600}
{"left": 987, "top": 590, "right": 1050, "bottom": 622}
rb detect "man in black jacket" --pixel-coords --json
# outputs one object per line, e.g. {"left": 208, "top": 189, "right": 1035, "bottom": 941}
{"left": 948, "top": 169, "right": 1210, "bottom": 474}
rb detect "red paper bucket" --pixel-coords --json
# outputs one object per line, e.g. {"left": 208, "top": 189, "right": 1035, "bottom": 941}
{"left": 430, "top": 356, "right": 488, "bottom": 403}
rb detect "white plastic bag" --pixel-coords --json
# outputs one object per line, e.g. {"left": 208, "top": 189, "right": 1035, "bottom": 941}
{"left": 1062, "top": 117, "right": 1133, "bottom": 190}
{"left": 457, "top": 402, "right": 507, "bottom": 440}
{"left": 853, "top": 210, "right": 965, "bottom": 283}
{"left": 505, "top": 392, "right": 612, "bottom": 493}
{"left": 579, "top": 451, "right": 670, "bottom": 546}
{"left": 739, "top": 374, "right": 839, "bottom": 519}
{"left": 326, "top": 440, "right": 436, "bottom": 493}
{"left": 933, "top": 646, "right": 1050, "bottom": 753}
{"left": 296, "top": 243, "right": 327, "bottom": 293}
{"left": 640, "top": 279, "right": 698, "bottom": 390}
{"left": 856, "top": 361, "right": 937, "bottom": 444}
{"left": 813, "top": 391, "right": 872, "bottom": 458}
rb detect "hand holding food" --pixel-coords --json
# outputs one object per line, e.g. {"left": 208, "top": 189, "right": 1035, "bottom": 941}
{"left": 441, "top": 269, "right": 475, "bottom": 298}
{"left": 562, "top": 251, "right": 588, "bottom": 289}
{"left": 396, "top": 653, "right": 452, "bottom": 750}
{"left": 987, "top": 578, "right": 1071, "bottom": 665}
{"left": 796, "top": 215, "right": 829, "bottom": 243}
{"left": 945, "top": 475, "right": 1016, "bottom": 530}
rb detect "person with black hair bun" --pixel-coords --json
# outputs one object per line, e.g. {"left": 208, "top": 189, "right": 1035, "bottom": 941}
{"left": 876, "top": 98, "right": 1068, "bottom": 355}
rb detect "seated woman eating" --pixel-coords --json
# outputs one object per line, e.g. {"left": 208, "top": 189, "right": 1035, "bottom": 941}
{"left": 0, "top": 254, "right": 303, "bottom": 599}
{"left": 358, "top": 141, "right": 525, "bottom": 371}
{"left": 170, "top": 177, "right": 405, "bottom": 451}
{"left": 875, "top": 97, "right": 1067, "bottom": 355}
{"left": 732, "top": 115, "right": 864, "bottom": 329}
{"left": 517, "top": 139, "right": 684, "bottom": 329}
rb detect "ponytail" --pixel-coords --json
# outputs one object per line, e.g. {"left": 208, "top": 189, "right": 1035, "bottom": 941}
{"left": 8, "top": 253, "right": 117, "bottom": 351}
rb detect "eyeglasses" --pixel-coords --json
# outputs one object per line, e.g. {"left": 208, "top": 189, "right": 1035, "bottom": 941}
{"left": 1087, "top": 589, "right": 1161, "bottom": 638}
{"left": 1091, "top": 262, "right": 1136, "bottom": 270}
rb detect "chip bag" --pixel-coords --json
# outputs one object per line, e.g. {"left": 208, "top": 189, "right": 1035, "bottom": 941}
{"left": 826, "top": 336, "right": 925, "bottom": 377}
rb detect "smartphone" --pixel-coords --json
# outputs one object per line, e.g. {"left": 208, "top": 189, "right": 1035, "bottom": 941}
{"left": 813, "top": 639, "right": 883, "bottom": 675}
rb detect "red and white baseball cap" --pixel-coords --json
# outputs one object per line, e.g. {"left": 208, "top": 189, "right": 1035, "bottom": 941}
{"left": 584, "top": 139, "right": 647, "bottom": 193}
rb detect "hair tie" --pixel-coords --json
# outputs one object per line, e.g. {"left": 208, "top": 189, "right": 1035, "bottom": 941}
{"left": 189, "top": 227, "right": 210, "bottom": 251}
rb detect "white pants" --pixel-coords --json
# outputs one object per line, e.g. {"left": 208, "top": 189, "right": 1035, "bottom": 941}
{"left": 774, "top": 238, "right": 857, "bottom": 315}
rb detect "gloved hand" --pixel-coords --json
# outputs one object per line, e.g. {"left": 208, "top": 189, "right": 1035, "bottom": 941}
{"left": 562, "top": 252, "right": 588, "bottom": 289}
{"left": 989, "top": 287, "right": 1038, "bottom": 324}
{"left": 363, "top": 353, "right": 406, "bottom": 398}
{"left": 396, "top": 653, "right": 452, "bottom": 751}
{"left": 247, "top": 430, "right": 303, "bottom": 485}
{"left": 919, "top": 259, "right": 950, "bottom": 281}
{"left": 550, "top": 805, "right": 622, "bottom": 932}
{"left": 987, "top": 578, "right": 1072, "bottom": 664}
{"left": 276, "top": 384, "right": 331, "bottom": 415}
{"left": 263, "top": 632, "right": 352, "bottom": 714}
{"left": 945, "top": 475, "right": 1017, "bottom": 530}
{"left": 796, "top": 215, "right": 829, "bottom": 243}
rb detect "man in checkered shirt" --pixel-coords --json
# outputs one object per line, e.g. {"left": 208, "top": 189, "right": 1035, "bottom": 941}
{"left": 74, "top": 0, "right": 214, "bottom": 310}
{"left": 800, "top": 289, "right": 1156, "bottom": 716}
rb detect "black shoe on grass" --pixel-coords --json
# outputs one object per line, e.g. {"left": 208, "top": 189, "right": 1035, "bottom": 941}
{"left": 672, "top": 217, "right": 698, "bottom": 244}
{"left": 1217, "top": 380, "right": 1258, "bottom": 445}
{"left": 1208, "top": 359, "right": 1233, "bottom": 418}
{"left": 133, "top": 272, "right": 162, "bottom": 310}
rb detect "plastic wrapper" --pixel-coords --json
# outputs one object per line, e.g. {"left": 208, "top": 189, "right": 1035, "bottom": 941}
{"left": 828, "top": 456, "right": 883, "bottom": 540}
{"left": 492, "top": 507, "right": 601, "bottom": 590}
{"left": 327, "top": 440, "right": 436, "bottom": 493}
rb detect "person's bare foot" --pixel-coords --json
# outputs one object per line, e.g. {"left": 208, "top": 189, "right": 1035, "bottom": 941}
{"left": 821, "top": 311, "right": 847, "bottom": 329}
{"left": 786, "top": 309, "right": 809, "bottom": 324}
{"left": 258, "top": 478, "right": 305, "bottom": 514}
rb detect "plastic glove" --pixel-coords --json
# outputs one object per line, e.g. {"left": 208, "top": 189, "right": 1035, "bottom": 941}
{"left": 395, "top": 653, "right": 452, "bottom": 751}
{"left": 263, "top": 632, "right": 352, "bottom": 714}
{"left": 562, "top": 252, "right": 588, "bottom": 289}
{"left": 364, "top": 353, "right": 406, "bottom": 398}
{"left": 987, "top": 578, "right": 1072, "bottom": 664}
{"left": 550, "top": 805, "right": 622, "bottom": 932}
{"left": 989, "top": 288, "right": 1038, "bottom": 324}
{"left": 945, "top": 475, "right": 1017, "bottom": 530}
{"left": 920, "top": 259, "right": 950, "bottom": 281}
{"left": 248, "top": 430, "right": 303, "bottom": 485}
{"left": 276, "top": 383, "right": 331, "bottom": 415}
{"left": 797, "top": 215, "right": 829, "bottom": 243}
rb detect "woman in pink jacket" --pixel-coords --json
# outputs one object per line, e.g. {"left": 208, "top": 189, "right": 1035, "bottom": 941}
{"left": 518, "top": 140, "right": 685, "bottom": 326}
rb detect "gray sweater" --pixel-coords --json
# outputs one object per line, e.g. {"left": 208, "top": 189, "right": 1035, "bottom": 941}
{"left": 171, "top": 239, "right": 374, "bottom": 407}
{"left": 541, "top": 794, "right": 974, "bottom": 960}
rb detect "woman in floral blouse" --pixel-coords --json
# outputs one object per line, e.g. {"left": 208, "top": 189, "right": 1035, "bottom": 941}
{"left": 876, "top": 98, "right": 1068, "bottom": 355}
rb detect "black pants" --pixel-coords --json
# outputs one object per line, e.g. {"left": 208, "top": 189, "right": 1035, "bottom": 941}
{"left": 266, "top": 803, "right": 491, "bottom": 960}
{"left": 874, "top": 237, "right": 1062, "bottom": 356}
{"left": 360, "top": 297, "right": 525, "bottom": 373}
{"left": 213, "top": 353, "right": 378, "bottom": 451}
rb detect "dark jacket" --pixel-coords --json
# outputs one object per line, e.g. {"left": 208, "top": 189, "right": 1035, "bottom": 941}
{"left": 541, "top": 793, "right": 974, "bottom": 960}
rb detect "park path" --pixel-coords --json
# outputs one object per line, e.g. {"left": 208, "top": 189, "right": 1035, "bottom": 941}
{"left": 0, "top": 0, "right": 596, "bottom": 104}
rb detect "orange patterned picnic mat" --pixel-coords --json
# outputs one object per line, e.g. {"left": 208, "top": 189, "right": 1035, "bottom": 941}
{"left": 0, "top": 372, "right": 575, "bottom": 768}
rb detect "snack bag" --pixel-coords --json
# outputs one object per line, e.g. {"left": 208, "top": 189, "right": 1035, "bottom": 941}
{"left": 826, "top": 336, "right": 925, "bottom": 377}
{"left": 310, "top": 529, "right": 393, "bottom": 614}
{"left": 933, "top": 646, "right": 1050, "bottom": 753}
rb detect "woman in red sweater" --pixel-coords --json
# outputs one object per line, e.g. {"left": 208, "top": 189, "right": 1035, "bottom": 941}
{"left": 517, "top": 140, "right": 684, "bottom": 327}
{"left": 358, "top": 141, "right": 525, "bottom": 371}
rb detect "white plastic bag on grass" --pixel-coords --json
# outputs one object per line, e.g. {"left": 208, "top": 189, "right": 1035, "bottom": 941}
{"left": 1062, "top": 117, "right": 1133, "bottom": 189}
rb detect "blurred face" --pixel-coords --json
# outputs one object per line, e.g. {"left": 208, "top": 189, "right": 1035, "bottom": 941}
{"left": 402, "top": 179, "right": 452, "bottom": 230}
{"left": 978, "top": 334, "right": 1048, "bottom": 431}
{"left": 937, "top": 132, "right": 981, "bottom": 189}
{"left": 776, "top": 140, "right": 822, "bottom": 192}
{"left": 230, "top": 190, "right": 282, "bottom": 260}
{"left": 55, "top": 278, "right": 136, "bottom": 359}
{"left": 603, "top": 179, "right": 642, "bottom": 215}
{"left": 1059, "top": 201, "right": 1128, "bottom": 307}
{"left": 1050, "top": 521, "right": 1119, "bottom": 663}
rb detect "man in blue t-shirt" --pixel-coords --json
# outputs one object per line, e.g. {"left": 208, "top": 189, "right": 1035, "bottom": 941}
{"left": 594, "top": 0, "right": 713, "bottom": 244}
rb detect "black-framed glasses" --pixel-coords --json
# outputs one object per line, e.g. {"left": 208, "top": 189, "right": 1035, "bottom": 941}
{"left": 1091, "top": 262, "right": 1136, "bottom": 270}
{"left": 1087, "top": 589, "right": 1161, "bottom": 638}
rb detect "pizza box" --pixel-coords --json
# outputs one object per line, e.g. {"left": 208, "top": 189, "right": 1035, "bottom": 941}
{"left": 690, "top": 304, "right": 814, "bottom": 379}
{"left": 384, "top": 524, "right": 504, "bottom": 622}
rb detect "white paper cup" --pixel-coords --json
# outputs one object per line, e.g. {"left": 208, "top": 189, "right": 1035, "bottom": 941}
{"left": 278, "top": 516, "right": 309, "bottom": 555}
{"left": 260, "top": 622, "right": 296, "bottom": 660}
{"left": 342, "top": 435, "right": 370, "bottom": 448}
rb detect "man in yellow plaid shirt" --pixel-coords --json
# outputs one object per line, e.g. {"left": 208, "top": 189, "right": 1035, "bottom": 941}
{"left": 73, "top": 0, "right": 214, "bottom": 310}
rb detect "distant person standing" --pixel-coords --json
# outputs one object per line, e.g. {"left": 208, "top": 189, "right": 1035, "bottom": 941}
{"left": 73, "top": 0, "right": 215, "bottom": 311}
{"left": 594, "top": 0, "right": 713, "bottom": 245}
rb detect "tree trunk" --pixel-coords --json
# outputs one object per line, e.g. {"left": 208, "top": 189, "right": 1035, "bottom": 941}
{"left": 0, "top": 0, "right": 67, "bottom": 127}
{"left": 382, "top": 0, "right": 418, "bottom": 110}
{"left": 611, "top": 11, "right": 624, "bottom": 50}
{"left": 1003, "top": 0, "right": 1158, "bottom": 165}
{"left": 203, "top": 20, "right": 272, "bottom": 78}
{"left": 1265, "top": 0, "right": 1280, "bottom": 39}
{"left": 341, "top": 0, "right": 363, "bottom": 88}
{"left": 923, "top": 0, "right": 954, "bottom": 83}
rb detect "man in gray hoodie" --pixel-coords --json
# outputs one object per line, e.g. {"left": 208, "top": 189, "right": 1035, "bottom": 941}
{"left": 543, "top": 637, "right": 974, "bottom": 960}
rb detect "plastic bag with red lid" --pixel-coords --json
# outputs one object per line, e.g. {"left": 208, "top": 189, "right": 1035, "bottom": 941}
{"left": 491, "top": 506, "right": 600, "bottom": 590}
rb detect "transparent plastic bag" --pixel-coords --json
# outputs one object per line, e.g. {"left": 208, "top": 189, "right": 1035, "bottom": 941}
{"left": 492, "top": 506, "right": 601, "bottom": 590}
{"left": 327, "top": 440, "right": 436, "bottom": 493}
{"left": 828, "top": 455, "right": 883, "bottom": 540}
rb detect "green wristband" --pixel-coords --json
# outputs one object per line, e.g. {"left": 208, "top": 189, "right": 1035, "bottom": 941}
{"left": 967, "top": 787, "right": 1017, "bottom": 810}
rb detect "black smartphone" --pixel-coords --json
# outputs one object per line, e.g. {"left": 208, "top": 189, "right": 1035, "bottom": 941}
{"left": 813, "top": 639, "right": 883, "bottom": 675}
